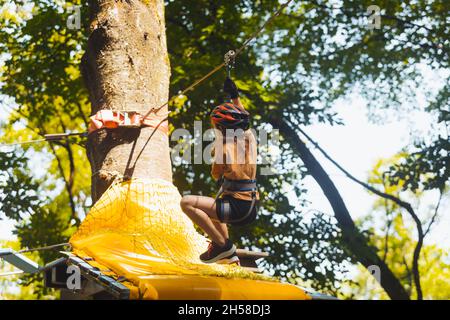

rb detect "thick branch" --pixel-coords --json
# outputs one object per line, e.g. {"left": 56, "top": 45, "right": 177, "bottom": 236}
{"left": 76, "top": 102, "right": 89, "bottom": 129}
{"left": 48, "top": 142, "right": 77, "bottom": 221}
{"left": 55, "top": 109, "right": 79, "bottom": 224}
{"left": 382, "top": 196, "right": 393, "bottom": 263}
{"left": 423, "top": 190, "right": 443, "bottom": 237}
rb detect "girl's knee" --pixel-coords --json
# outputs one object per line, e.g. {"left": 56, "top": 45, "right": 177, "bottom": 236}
{"left": 180, "top": 196, "right": 194, "bottom": 211}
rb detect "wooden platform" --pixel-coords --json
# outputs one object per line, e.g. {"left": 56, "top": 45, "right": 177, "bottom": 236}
{"left": 236, "top": 249, "right": 269, "bottom": 271}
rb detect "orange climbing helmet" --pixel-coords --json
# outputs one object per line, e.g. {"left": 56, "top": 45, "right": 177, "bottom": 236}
{"left": 210, "top": 102, "right": 250, "bottom": 130}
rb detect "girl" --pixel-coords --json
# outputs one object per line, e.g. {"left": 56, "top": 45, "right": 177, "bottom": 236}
{"left": 180, "top": 77, "right": 259, "bottom": 264}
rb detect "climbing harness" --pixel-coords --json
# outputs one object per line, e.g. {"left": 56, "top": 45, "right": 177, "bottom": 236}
{"left": 216, "top": 178, "right": 258, "bottom": 224}
{"left": 0, "top": 132, "right": 87, "bottom": 148}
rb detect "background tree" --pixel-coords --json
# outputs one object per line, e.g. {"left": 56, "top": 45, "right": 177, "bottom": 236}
{"left": 341, "top": 157, "right": 449, "bottom": 299}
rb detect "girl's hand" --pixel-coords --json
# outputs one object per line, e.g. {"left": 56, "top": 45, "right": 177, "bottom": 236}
{"left": 223, "top": 77, "right": 239, "bottom": 99}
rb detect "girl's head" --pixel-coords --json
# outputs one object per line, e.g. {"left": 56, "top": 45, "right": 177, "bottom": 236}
{"left": 210, "top": 102, "right": 250, "bottom": 131}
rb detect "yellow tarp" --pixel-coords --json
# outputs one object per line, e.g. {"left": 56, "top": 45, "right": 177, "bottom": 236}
{"left": 70, "top": 178, "right": 310, "bottom": 300}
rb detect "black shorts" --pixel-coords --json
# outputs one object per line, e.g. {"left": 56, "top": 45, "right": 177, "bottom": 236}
{"left": 216, "top": 195, "right": 258, "bottom": 226}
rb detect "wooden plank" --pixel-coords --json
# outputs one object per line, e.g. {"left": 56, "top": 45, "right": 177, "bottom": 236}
{"left": 236, "top": 249, "right": 269, "bottom": 260}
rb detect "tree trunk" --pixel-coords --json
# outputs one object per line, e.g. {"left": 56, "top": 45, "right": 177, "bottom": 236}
{"left": 81, "top": 0, "right": 171, "bottom": 202}
{"left": 270, "top": 116, "right": 410, "bottom": 300}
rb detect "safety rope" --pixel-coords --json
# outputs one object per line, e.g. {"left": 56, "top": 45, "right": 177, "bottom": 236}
{"left": 0, "top": 243, "right": 71, "bottom": 277}
{"left": 142, "top": 0, "right": 296, "bottom": 119}
{"left": 16, "top": 242, "right": 71, "bottom": 254}
{"left": 0, "top": 242, "right": 71, "bottom": 257}
{"left": 0, "top": 138, "right": 47, "bottom": 147}
{"left": 0, "top": 270, "right": 24, "bottom": 277}
{"left": 0, "top": 132, "right": 86, "bottom": 149}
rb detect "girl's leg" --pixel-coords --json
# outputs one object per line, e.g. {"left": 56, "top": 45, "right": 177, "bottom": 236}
{"left": 180, "top": 195, "right": 229, "bottom": 246}
{"left": 212, "top": 220, "right": 229, "bottom": 240}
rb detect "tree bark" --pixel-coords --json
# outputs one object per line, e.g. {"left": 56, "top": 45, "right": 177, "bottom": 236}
{"left": 81, "top": 0, "right": 171, "bottom": 201}
{"left": 270, "top": 116, "right": 410, "bottom": 300}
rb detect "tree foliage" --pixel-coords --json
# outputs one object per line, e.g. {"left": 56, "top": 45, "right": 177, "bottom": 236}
{"left": 0, "top": 0, "right": 448, "bottom": 298}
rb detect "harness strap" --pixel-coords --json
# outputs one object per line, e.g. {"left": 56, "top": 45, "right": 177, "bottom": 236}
{"left": 216, "top": 177, "right": 258, "bottom": 224}
{"left": 220, "top": 192, "right": 257, "bottom": 224}
{"left": 214, "top": 184, "right": 224, "bottom": 201}
{"left": 222, "top": 178, "right": 257, "bottom": 192}
{"left": 215, "top": 178, "right": 256, "bottom": 200}
{"left": 222, "top": 201, "right": 231, "bottom": 223}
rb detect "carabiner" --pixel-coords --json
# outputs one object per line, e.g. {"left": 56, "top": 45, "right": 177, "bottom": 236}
{"left": 224, "top": 50, "right": 236, "bottom": 77}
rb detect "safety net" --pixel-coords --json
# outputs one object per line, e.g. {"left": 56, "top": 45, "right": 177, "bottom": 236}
{"left": 70, "top": 178, "right": 310, "bottom": 299}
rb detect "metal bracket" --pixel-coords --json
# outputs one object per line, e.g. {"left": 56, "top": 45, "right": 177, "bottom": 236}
{"left": 67, "top": 256, "right": 130, "bottom": 300}
{"left": 0, "top": 248, "right": 40, "bottom": 274}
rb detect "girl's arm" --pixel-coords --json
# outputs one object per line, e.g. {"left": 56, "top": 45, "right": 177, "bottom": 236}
{"left": 224, "top": 78, "right": 248, "bottom": 111}
{"left": 231, "top": 97, "right": 245, "bottom": 110}
{"left": 211, "top": 141, "right": 225, "bottom": 180}
{"left": 211, "top": 162, "right": 224, "bottom": 181}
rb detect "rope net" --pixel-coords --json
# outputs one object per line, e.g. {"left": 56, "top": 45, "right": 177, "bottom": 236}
{"left": 68, "top": 179, "right": 311, "bottom": 299}
{"left": 70, "top": 178, "right": 263, "bottom": 278}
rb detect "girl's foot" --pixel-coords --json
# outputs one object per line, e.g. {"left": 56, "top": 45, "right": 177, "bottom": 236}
{"left": 200, "top": 239, "right": 236, "bottom": 263}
